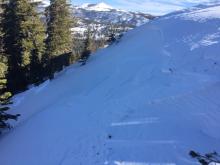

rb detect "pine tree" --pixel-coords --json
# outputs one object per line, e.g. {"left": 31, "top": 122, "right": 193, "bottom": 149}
{"left": 3, "top": 0, "right": 46, "bottom": 92}
{"left": 107, "top": 25, "right": 117, "bottom": 45}
{"left": 28, "top": 1, "right": 46, "bottom": 85}
{"left": 0, "top": 72, "right": 20, "bottom": 132}
{"left": 45, "top": 0, "right": 73, "bottom": 78}
{"left": 30, "top": 48, "right": 43, "bottom": 85}
{"left": 0, "top": 1, "right": 20, "bottom": 132}
{"left": 79, "top": 28, "right": 92, "bottom": 66}
{"left": 0, "top": 1, "right": 8, "bottom": 99}
{"left": 2, "top": 0, "right": 25, "bottom": 93}
{"left": 0, "top": 1, "right": 4, "bottom": 56}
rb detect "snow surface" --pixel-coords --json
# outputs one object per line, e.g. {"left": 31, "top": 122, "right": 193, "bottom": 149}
{"left": 1, "top": 4, "right": 220, "bottom": 165}
{"left": 176, "top": 5, "right": 220, "bottom": 22}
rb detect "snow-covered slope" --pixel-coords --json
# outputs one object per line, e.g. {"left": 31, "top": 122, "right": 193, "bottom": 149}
{"left": 1, "top": 4, "right": 220, "bottom": 165}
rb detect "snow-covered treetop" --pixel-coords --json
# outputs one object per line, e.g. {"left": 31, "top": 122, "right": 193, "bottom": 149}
{"left": 31, "top": 0, "right": 50, "bottom": 7}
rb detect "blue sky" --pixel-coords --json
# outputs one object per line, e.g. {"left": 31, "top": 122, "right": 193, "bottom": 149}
{"left": 71, "top": 0, "right": 219, "bottom": 15}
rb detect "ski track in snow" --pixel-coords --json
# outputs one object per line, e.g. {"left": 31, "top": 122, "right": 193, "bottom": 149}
{"left": 1, "top": 4, "right": 220, "bottom": 165}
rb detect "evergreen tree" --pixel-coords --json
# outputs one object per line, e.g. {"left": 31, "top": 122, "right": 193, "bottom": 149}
{"left": 3, "top": 0, "right": 45, "bottom": 93}
{"left": 0, "top": 1, "right": 4, "bottom": 58}
{"left": 2, "top": 0, "right": 25, "bottom": 93}
{"left": 0, "top": 69, "right": 20, "bottom": 132}
{"left": 0, "top": 2, "right": 20, "bottom": 132}
{"left": 107, "top": 25, "right": 117, "bottom": 45}
{"left": 28, "top": 1, "right": 46, "bottom": 85}
{"left": 79, "top": 28, "right": 92, "bottom": 66}
{"left": 107, "top": 33, "right": 116, "bottom": 44}
{"left": 30, "top": 48, "right": 43, "bottom": 85}
{"left": 0, "top": 0, "right": 7, "bottom": 92}
{"left": 45, "top": 0, "right": 73, "bottom": 78}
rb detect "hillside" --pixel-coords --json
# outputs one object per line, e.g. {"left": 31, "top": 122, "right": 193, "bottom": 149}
{"left": 1, "top": 3, "right": 220, "bottom": 165}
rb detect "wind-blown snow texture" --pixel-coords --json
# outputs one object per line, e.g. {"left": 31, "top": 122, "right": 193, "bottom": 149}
{"left": 1, "top": 4, "right": 220, "bottom": 165}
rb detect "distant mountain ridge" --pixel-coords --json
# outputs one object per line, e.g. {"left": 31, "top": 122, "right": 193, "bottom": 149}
{"left": 71, "top": 2, "right": 155, "bottom": 41}
{"left": 35, "top": 0, "right": 154, "bottom": 47}
{"left": 73, "top": 2, "right": 154, "bottom": 27}
{"left": 36, "top": 1, "right": 154, "bottom": 33}
{"left": 78, "top": 2, "right": 114, "bottom": 12}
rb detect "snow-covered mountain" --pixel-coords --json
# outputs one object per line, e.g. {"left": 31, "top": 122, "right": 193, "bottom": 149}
{"left": 36, "top": 1, "right": 154, "bottom": 39}
{"left": 72, "top": 2, "right": 154, "bottom": 41}
{"left": 1, "top": 3, "right": 220, "bottom": 165}
{"left": 73, "top": 2, "right": 154, "bottom": 27}
{"left": 79, "top": 2, "right": 114, "bottom": 12}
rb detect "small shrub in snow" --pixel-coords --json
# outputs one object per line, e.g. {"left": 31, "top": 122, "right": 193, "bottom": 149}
{"left": 0, "top": 92, "right": 20, "bottom": 133}
{"left": 189, "top": 150, "right": 220, "bottom": 165}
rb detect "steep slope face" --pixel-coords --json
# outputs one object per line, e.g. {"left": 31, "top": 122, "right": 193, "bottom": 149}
{"left": 1, "top": 4, "right": 220, "bottom": 165}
